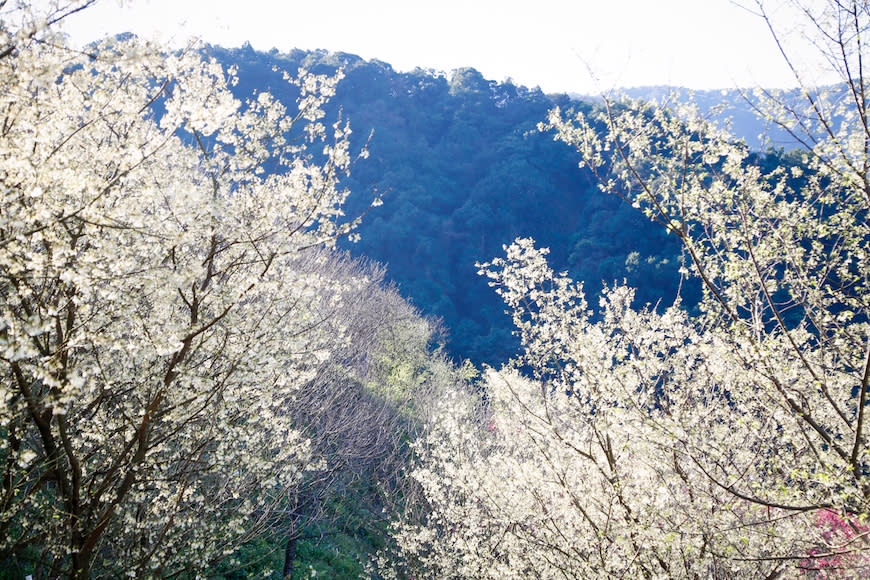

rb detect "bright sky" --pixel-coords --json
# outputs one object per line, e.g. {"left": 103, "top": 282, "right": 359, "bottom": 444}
{"left": 61, "top": 0, "right": 824, "bottom": 95}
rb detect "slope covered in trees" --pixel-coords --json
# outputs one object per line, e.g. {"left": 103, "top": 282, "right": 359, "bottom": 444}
{"left": 207, "top": 44, "right": 696, "bottom": 364}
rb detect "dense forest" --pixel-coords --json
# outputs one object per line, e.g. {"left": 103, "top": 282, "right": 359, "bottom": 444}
{"left": 207, "top": 43, "right": 704, "bottom": 365}
{"left": 208, "top": 44, "right": 816, "bottom": 366}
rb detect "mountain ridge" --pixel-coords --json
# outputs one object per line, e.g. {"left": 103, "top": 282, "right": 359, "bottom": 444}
{"left": 208, "top": 44, "right": 798, "bottom": 364}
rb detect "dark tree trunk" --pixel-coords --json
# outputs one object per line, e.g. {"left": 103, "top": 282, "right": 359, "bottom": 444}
{"left": 282, "top": 519, "right": 299, "bottom": 580}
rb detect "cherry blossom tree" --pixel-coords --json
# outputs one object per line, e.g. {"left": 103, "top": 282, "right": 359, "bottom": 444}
{"left": 271, "top": 252, "right": 468, "bottom": 578}
{"left": 0, "top": 3, "right": 378, "bottom": 577}
{"left": 0, "top": 1, "right": 100, "bottom": 61}
{"left": 382, "top": 1, "right": 870, "bottom": 578}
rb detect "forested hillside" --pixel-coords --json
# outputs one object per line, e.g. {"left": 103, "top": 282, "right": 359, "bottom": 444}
{"left": 208, "top": 44, "right": 698, "bottom": 364}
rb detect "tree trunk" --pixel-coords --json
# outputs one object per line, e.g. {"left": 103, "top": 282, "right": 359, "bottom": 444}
{"left": 282, "top": 518, "right": 299, "bottom": 580}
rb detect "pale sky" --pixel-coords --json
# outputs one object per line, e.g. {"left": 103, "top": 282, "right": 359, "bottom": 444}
{"left": 61, "top": 0, "right": 826, "bottom": 95}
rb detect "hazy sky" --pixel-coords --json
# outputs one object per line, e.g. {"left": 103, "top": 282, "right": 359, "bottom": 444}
{"left": 61, "top": 0, "right": 822, "bottom": 95}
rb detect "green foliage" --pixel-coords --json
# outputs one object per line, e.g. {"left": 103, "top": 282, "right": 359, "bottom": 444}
{"left": 208, "top": 44, "right": 693, "bottom": 365}
{"left": 207, "top": 537, "right": 284, "bottom": 579}
{"left": 292, "top": 516, "right": 390, "bottom": 580}
{"left": 207, "top": 515, "right": 389, "bottom": 579}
